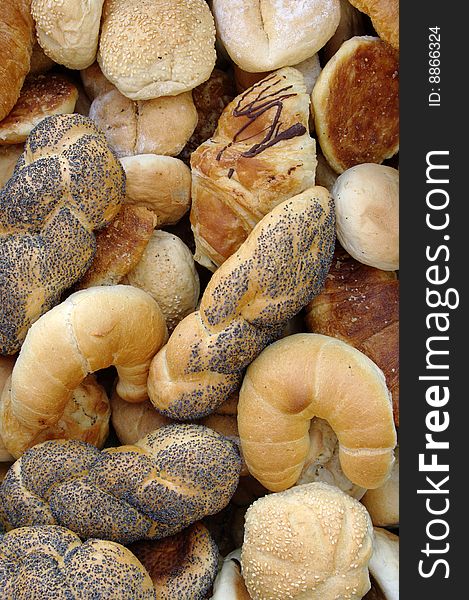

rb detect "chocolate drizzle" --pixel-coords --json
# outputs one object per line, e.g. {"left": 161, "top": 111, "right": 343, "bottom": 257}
{"left": 216, "top": 74, "right": 307, "bottom": 167}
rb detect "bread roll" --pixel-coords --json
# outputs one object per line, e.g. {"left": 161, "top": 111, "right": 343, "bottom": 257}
{"left": 0, "top": 285, "right": 167, "bottom": 457}
{"left": 98, "top": 0, "right": 216, "bottom": 99}
{"left": 0, "top": 0, "right": 34, "bottom": 122}
{"left": 322, "top": 0, "right": 367, "bottom": 62}
{"left": 361, "top": 446, "right": 399, "bottom": 526}
{"left": 0, "top": 144, "right": 23, "bottom": 188}
{"left": 237, "top": 333, "right": 396, "bottom": 491}
{"left": 0, "top": 113, "right": 125, "bottom": 355}
{"left": 124, "top": 231, "right": 200, "bottom": 333}
{"left": 148, "top": 189, "right": 335, "bottom": 420}
{"left": 80, "top": 61, "right": 116, "bottom": 101}
{"left": 241, "top": 482, "right": 374, "bottom": 600}
{"left": 305, "top": 245, "right": 399, "bottom": 424}
{"left": 121, "top": 154, "right": 191, "bottom": 226}
{"left": 211, "top": 549, "right": 252, "bottom": 600}
{"left": 190, "top": 67, "right": 317, "bottom": 270}
{"left": 332, "top": 163, "right": 399, "bottom": 270}
{"left": 129, "top": 522, "right": 219, "bottom": 599}
{"left": 349, "top": 0, "right": 399, "bottom": 49}
{"left": 212, "top": 0, "right": 341, "bottom": 72}
{"left": 368, "top": 528, "right": 399, "bottom": 600}
{"left": 0, "top": 525, "right": 155, "bottom": 598}
{"left": 0, "top": 424, "right": 241, "bottom": 543}
{"left": 0, "top": 73, "right": 78, "bottom": 144}
{"left": 312, "top": 36, "right": 399, "bottom": 173}
{"left": 77, "top": 205, "right": 157, "bottom": 289}
{"left": 31, "top": 0, "right": 105, "bottom": 69}
{"left": 89, "top": 88, "right": 198, "bottom": 158}
{"left": 28, "top": 41, "right": 56, "bottom": 75}
{"left": 0, "top": 357, "right": 15, "bottom": 462}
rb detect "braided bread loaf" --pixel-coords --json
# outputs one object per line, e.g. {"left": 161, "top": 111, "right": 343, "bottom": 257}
{"left": 237, "top": 333, "right": 396, "bottom": 491}
{"left": 148, "top": 187, "right": 335, "bottom": 420}
{"left": 0, "top": 113, "right": 125, "bottom": 355}
{"left": 0, "top": 525, "right": 155, "bottom": 599}
{"left": 0, "top": 424, "right": 241, "bottom": 544}
{"left": 0, "top": 285, "right": 168, "bottom": 458}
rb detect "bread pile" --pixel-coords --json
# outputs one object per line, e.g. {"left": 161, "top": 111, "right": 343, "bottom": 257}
{"left": 0, "top": 1, "right": 399, "bottom": 598}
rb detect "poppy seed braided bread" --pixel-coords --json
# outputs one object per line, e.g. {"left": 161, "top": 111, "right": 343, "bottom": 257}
{"left": 0, "top": 424, "right": 241, "bottom": 545}
{"left": 0, "top": 113, "right": 125, "bottom": 355}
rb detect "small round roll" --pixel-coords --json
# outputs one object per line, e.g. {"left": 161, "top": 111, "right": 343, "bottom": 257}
{"left": 98, "top": 0, "right": 216, "bottom": 99}
{"left": 241, "top": 482, "right": 374, "bottom": 600}
{"left": 129, "top": 522, "right": 219, "bottom": 599}
{"left": 332, "top": 163, "right": 399, "bottom": 271}
{"left": 361, "top": 445, "right": 399, "bottom": 527}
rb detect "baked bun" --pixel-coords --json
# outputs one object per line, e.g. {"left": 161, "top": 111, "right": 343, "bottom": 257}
{"left": 0, "top": 144, "right": 23, "bottom": 188}
{"left": 212, "top": 0, "right": 341, "bottom": 72}
{"left": 0, "top": 113, "right": 125, "bottom": 355}
{"left": 349, "top": 0, "right": 399, "bottom": 49}
{"left": 0, "top": 525, "right": 155, "bottom": 598}
{"left": 89, "top": 88, "right": 198, "bottom": 158}
{"left": 31, "top": 0, "right": 105, "bottom": 69}
{"left": 28, "top": 41, "right": 56, "bottom": 75}
{"left": 77, "top": 205, "right": 157, "bottom": 289}
{"left": 211, "top": 548, "right": 251, "bottom": 599}
{"left": 241, "top": 482, "right": 374, "bottom": 600}
{"left": 0, "top": 73, "right": 78, "bottom": 144}
{"left": 322, "top": 0, "right": 367, "bottom": 62}
{"left": 0, "top": 0, "right": 34, "bottom": 122}
{"left": 0, "top": 285, "right": 167, "bottom": 457}
{"left": 121, "top": 154, "right": 191, "bottom": 226}
{"left": 361, "top": 446, "right": 399, "bottom": 527}
{"left": 237, "top": 333, "right": 396, "bottom": 491}
{"left": 0, "top": 357, "right": 15, "bottom": 462}
{"left": 80, "top": 61, "right": 116, "bottom": 101}
{"left": 129, "top": 522, "right": 219, "bottom": 599}
{"left": 148, "top": 189, "right": 335, "bottom": 420}
{"left": 312, "top": 36, "right": 399, "bottom": 173}
{"left": 110, "top": 388, "right": 171, "bottom": 446}
{"left": 124, "top": 230, "right": 200, "bottom": 333}
{"left": 98, "top": 0, "right": 216, "bottom": 99}
{"left": 305, "top": 245, "right": 399, "bottom": 424}
{"left": 314, "top": 150, "right": 338, "bottom": 190}
{"left": 0, "top": 424, "right": 241, "bottom": 543}
{"left": 190, "top": 67, "right": 317, "bottom": 270}
{"left": 332, "top": 163, "right": 399, "bottom": 270}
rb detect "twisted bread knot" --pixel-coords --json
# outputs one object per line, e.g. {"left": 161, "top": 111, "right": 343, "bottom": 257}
{"left": 0, "top": 525, "right": 155, "bottom": 599}
{"left": 148, "top": 188, "right": 335, "bottom": 420}
{"left": 0, "top": 113, "right": 125, "bottom": 355}
{"left": 0, "top": 424, "right": 241, "bottom": 545}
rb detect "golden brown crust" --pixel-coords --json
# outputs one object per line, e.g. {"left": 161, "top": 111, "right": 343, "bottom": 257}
{"left": 128, "top": 522, "right": 218, "bottom": 598}
{"left": 0, "top": 73, "right": 78, "bottom": 144}
{"left": 190, "top": 67, "right": 317, "bottom": 269}
{"left": 77, "top": 205, "right": 156, "bottom": 289}
{"left": 349, "top": 0, "right": 399, "bottom": 49}
{"left": 305, "top": 247, "right": 399, "bottom": 426}
{"left": 312, "top": 36, "right": 399, "bottom": 173}
{"left": 0, "top": 144, "right": 23, "bottom": 188}
{"left": 28, "top": 41, "right": 56, "bottom": 75}
{"left": 0, "top": 0, "right": 34, "bottom": 121}
{"left": 237, "top": 333, "right": 396, "bottom": 491}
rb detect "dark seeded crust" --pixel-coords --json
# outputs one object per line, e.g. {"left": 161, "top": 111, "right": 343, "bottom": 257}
{"left": 0, "top": 424, "right": 241, "bottom": 544}
{"left": 0, "top": 525, "right": 155, "bottom": 599}
{"left": 129, "top": 522, "right": 218, "bottom": 599}
{"left": 148, "top": 189, "right": 335, "bottom": 420}
{"left": 313, "top": 36, "right": 399, "bottom": 174}
{"left": 0, "top": 113, "right": 125, "bottom": 355}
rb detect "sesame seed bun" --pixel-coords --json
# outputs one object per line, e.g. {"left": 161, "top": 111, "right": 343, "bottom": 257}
{"left": 98, "top": 0, "right": 217, "bottom": 100}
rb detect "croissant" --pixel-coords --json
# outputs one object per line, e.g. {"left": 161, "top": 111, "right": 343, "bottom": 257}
{"left": 148, "top": 187, "right": 335, "bottom": 420}
{"left": 0, "top": 285, "right": 167, "bottom": 458}
{"left": 189, "top": 67, "right": 317, "bottom": 270}
{"left": 0, "top": 424, "right": 241, "bottom": 544}
{"left": 305, "top": 246, "right": 399, "bottom": 426}
{"left": 0, "top": 525, "right": 155, "bottom": 598}
{"left": 0, "top": 113, "right": 125, "bottom": 355}
{"left": 237, "top": 333, "right": 396, "bottom": 491}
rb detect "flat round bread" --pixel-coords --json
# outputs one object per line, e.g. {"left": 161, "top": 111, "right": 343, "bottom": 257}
{"left": 0, "top": 73, "right": 78, "bottom": 144}
{"left": 312, "top": 36, "right": 399, "bottom": 174}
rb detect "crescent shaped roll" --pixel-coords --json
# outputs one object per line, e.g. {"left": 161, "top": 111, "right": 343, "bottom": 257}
{"left": 237, "top": 333, "right": 396, "bottom": 491}
{"left": 0, "top": 285, "right": 168, "bottom": 458}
